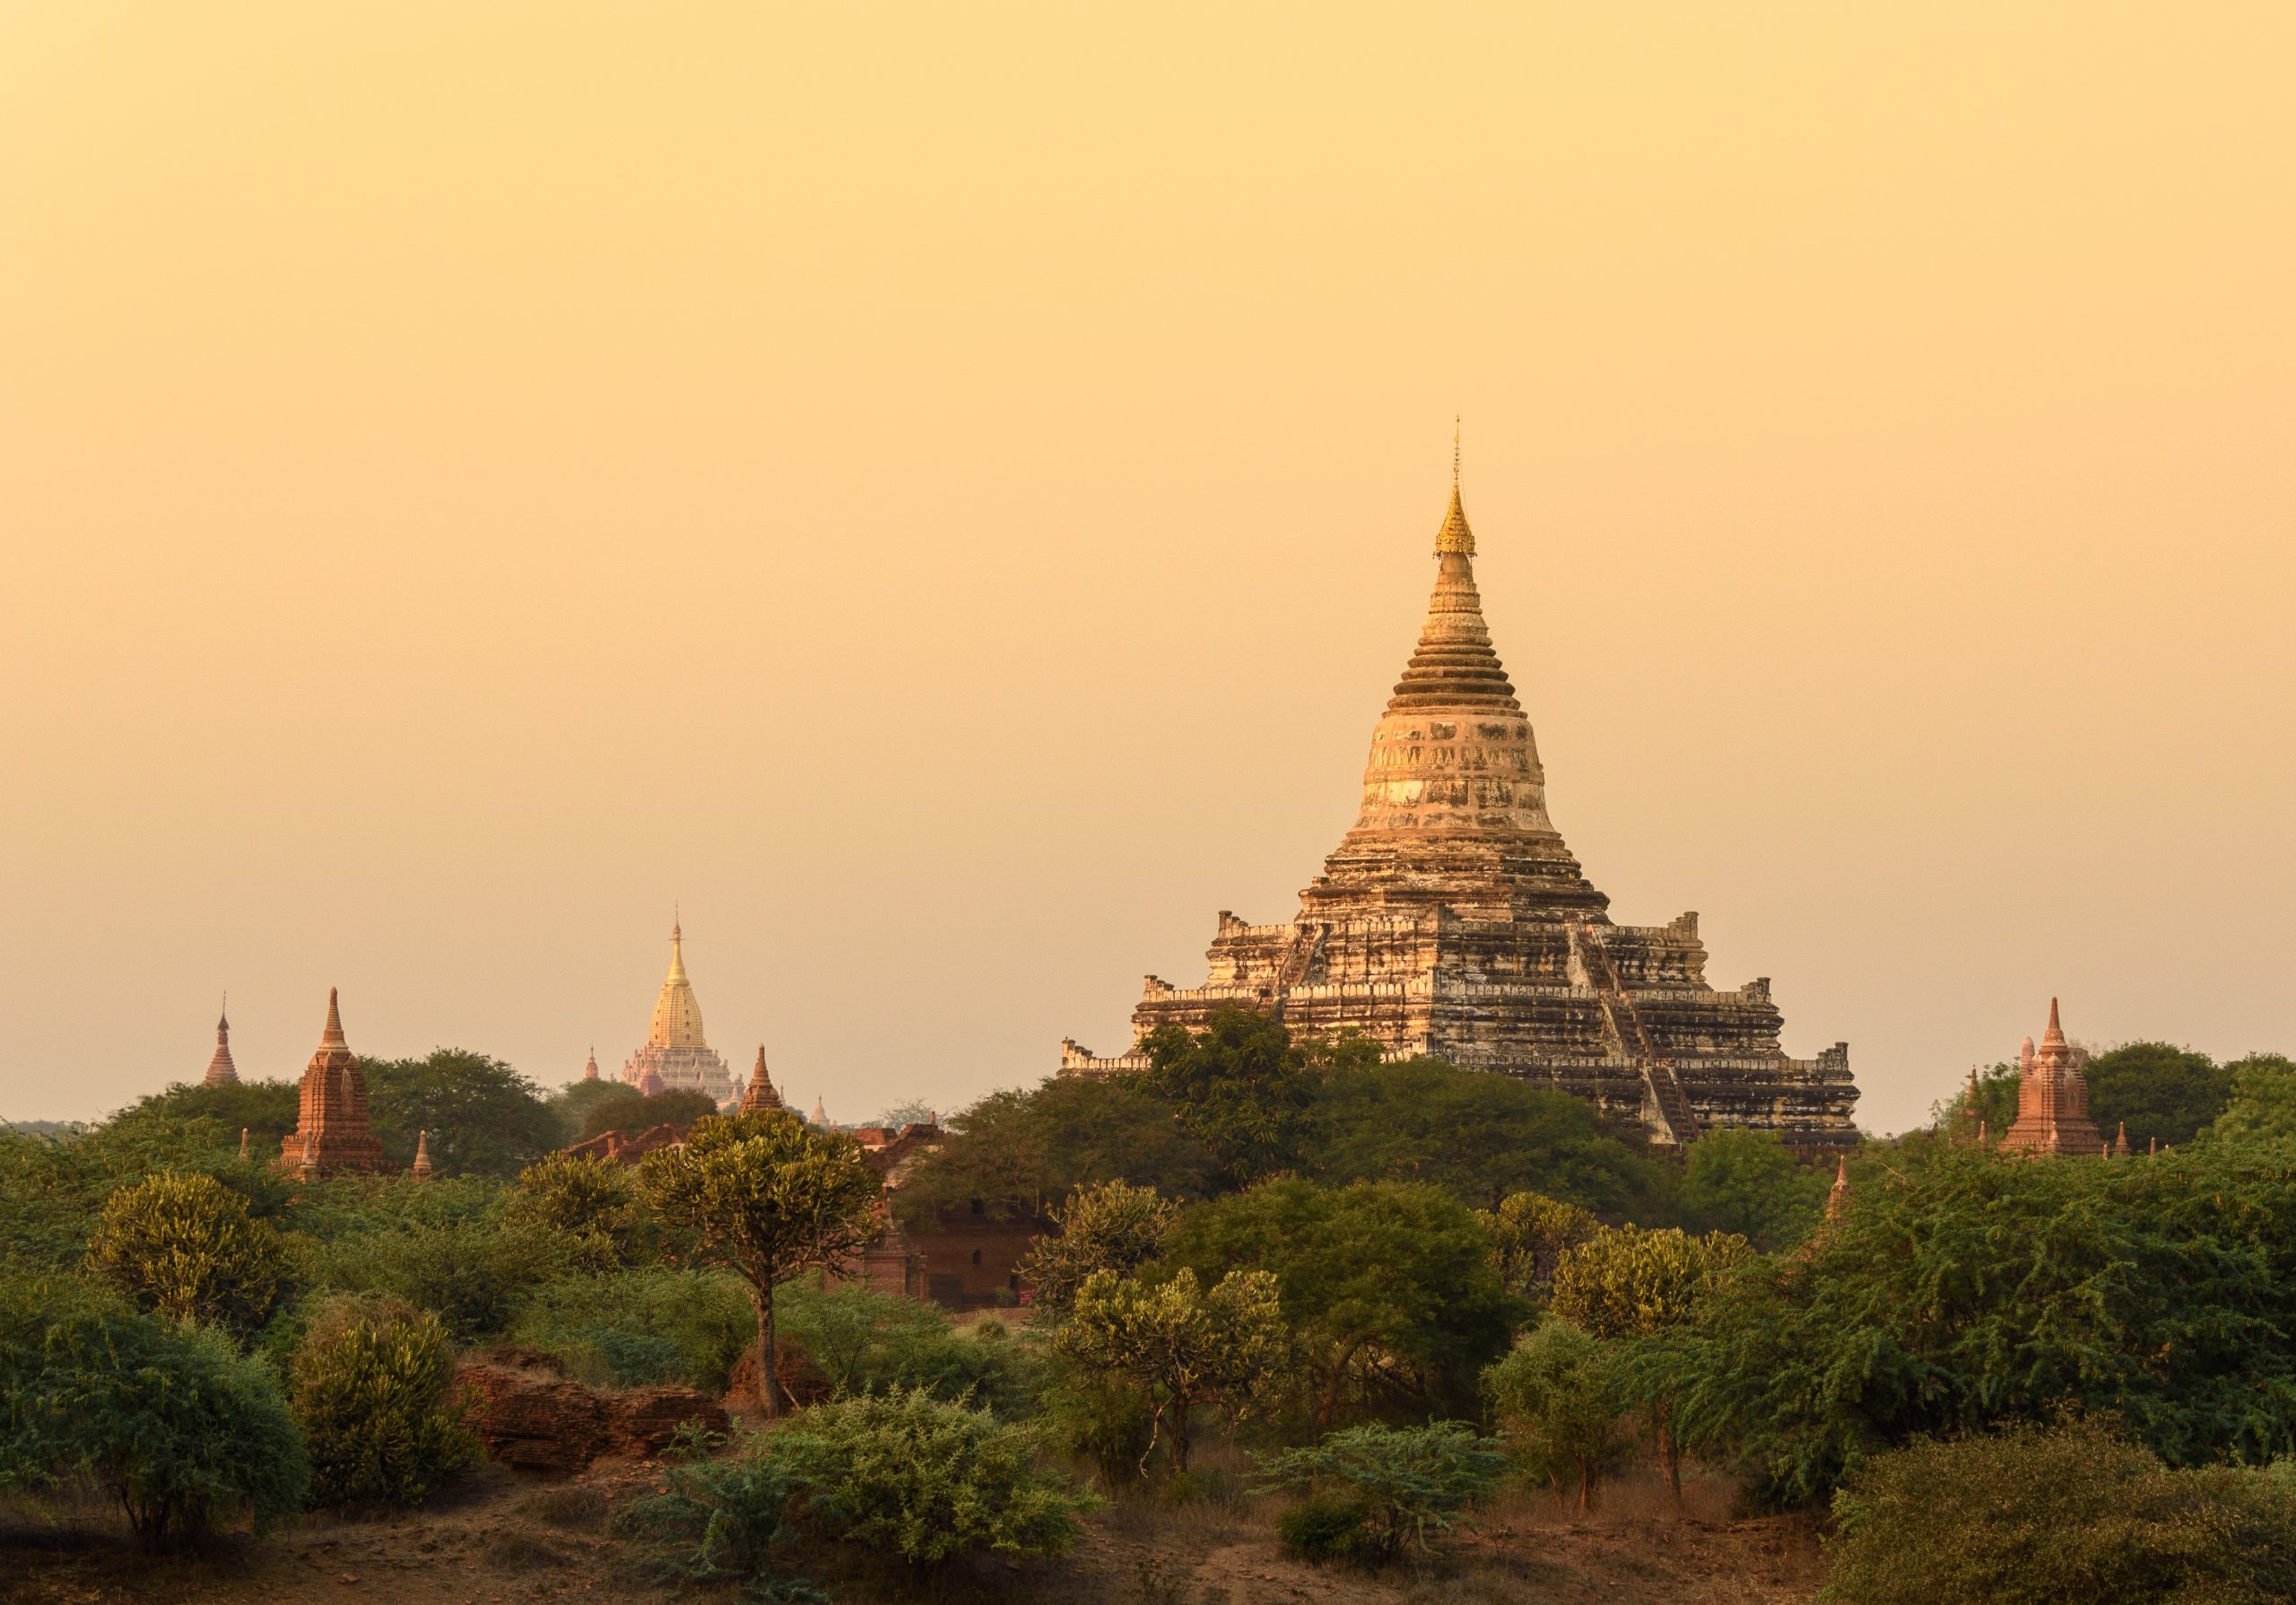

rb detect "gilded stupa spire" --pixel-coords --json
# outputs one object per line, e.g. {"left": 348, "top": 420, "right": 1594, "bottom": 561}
{"left": 1434, "top": 417, "right": 1474, "bottom": 557}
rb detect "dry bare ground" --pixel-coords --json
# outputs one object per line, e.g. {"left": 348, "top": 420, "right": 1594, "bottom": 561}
{"left": 3, "top": 1459, "right": 1823, "bottom": 1605}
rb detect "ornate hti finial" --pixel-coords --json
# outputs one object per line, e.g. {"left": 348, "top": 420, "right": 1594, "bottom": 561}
{"left": 1434, "top": 425, "right": 1474, "bottom": 557}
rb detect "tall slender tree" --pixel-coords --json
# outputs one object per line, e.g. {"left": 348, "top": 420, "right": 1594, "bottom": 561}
{"left": 639, "top": 1110, "right": 883, "bottom": 1417}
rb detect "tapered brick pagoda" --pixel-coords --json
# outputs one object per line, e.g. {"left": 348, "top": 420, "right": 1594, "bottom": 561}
{"left": 739, "top": 1046, "right": 785, "bottom": 1113}
{"left": 621, "top": 919, "right": 734, "bottom": 1103}
{"left": 1997, "top": 999, "right": 2106, "bottom": 1157}
{"left": 1062, "top": 458, "right": 1859, "bottom": 1150}
{"left": 278, "top": 989, "right": 394, "bottom": 1177}
{"left": 201, "top": 1000, "right": 239, "bottom": 1087}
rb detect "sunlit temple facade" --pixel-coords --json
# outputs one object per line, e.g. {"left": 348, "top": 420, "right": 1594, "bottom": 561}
{"left": 621, "top": 918, "right": 735, "bottom": 1104}
{"left": 1062, "top": 463, "right": 1860, "bottom": 1150}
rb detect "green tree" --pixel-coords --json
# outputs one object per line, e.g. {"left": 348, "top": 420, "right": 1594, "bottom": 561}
{"left": 1163, "top": 1177, "right": 1522, "bottom": 1422}
{"left": 1677, "top": 1129, "right": 1830, "bottom": 1250}
{"left": 1140, "top": 1006, "right": 1371, "bottom": 1185}
{"left": 774, "top": 1387, "right": 1097, "bottom": 1567}
{"left": 1551, "top": 1224, "right": 1749, "bottom": 1493}
{"left": 509, "top": 1149, "right": 642, "bottom": 1268}
{"left": 1658, "top": 1144, "right": 2296, "bottom": 1506}
{"left": 2084, "top": 1042, "right": 2232, "bottom": 1149}
{"left": 1254, "top": 1420, "right": 1509, "bottom": 1566}
{"left": 361, "top": 1049, "right": 564, "bottom": 1178}
{"left": 108, "top": 1079, "right": 302, "bottom": 1156}
{"left": 1312, "top": 1060, "right": 1664, "bottom": 1213}
{"left": 1, "top": 1278, "right": 309, "bottom": 1548}
{"left": 1484, "top": 1320, "right": 1631, "bottom": 1510}
{"left": 1018, "top": 1179, "right": 1175, "bottom": 1313}
{"left": 1935, "top": 1061, "right": 2020, "bottom": 1139}
{"left": 565, "top": 1081, "right": 723, "bottom": 1145}
{"left": 84, "top": 1170, "right": 291, "bottom": 1337}
{"left": 1057, "top": 1267, "right": 1287, "bottom": 1472}
{"left": 1822, "top": 1419, "right": 2296, "bottom": 1605}
{"left": 291, "top": 1294, "right": 479, "bottom": 1508}
{"left": 894, "top": 1075, "right": 1219, "bottom": 1224}
{"left": 2209, "top": 1054, "right": 2296, "bottom": 1147}
{"left": 639, "top": 1110, "right": 883, "bottom": 1417}
{"left": 1476, "top": 1191, "right": 1596, "bottom": 1303}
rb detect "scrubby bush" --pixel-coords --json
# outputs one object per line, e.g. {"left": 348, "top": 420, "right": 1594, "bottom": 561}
{"left": 510, "top": 1268, "right": 757, "bottom": 1390}
{"left": 0, "top": 1277, "right": 308, "bottom": 1548}
{"left": 509, "top": 1150, "right": 643, "bottom": 1268}
{"left": 1660, "top": 1145, "right": 2296, "bottom": 1505}
{"left": 1058, "top": 1267, "right": 1288, "bottom": 1472}
{"left": 774, "top": 1387, "right": 1098, "bottom": 1567}
{"left": 775, "top": 1282, "right": 1038, "bottom": 1415}
{"left": 1018, "top": 1179, "right": 1174, "bottom": 1313}
{"left": 1485, "top": 1320, "right": 1631, "bottom": 1509}
{"left": 1254, "top": 1421, "right": 1508, "bottom": 1566}
{"left": 614, "top": 1425, "right": 822, "bottom": 1602}
{"left": 84, "top": 1169, "right": 291, "bottom": 1336}
{"left": 1822, "top": 1419, "right": 2296, "bottom": 1605}
{"left": 291, "top": 1294, "right": 478, "bottom": 1508}
{"left": 1276, "top": 1493, "right": 1378, "bottom": 1565}
{"left": 1163, "top": 1177, "right": 1520, "bottom": 1422}
{"left": 312, "top": 1214, "right": 580, "bottom": 1339}
{"left": 1034, "top": 1364, "right": 1156, "bottom": 1487}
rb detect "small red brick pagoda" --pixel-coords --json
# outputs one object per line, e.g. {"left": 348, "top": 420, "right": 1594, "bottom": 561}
{"left": 1997, "top": 998, "right": 2106, "bottom": 1157}
{"left": 201, "top": 999, "right": 239, "bottom": 1087}
{"left": 277, "top": 989, "right": 395, "bottom": 1177}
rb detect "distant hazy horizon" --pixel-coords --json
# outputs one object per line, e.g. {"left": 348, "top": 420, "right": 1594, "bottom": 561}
{"left": 4, "top": 4, "right": 2291, "bottom": 1137}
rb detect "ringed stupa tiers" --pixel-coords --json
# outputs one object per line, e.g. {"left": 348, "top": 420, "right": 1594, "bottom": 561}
{"left": 622, "top": 918, "right": 735, "bottom": 1104}
{"left": 201, "top": 1000, "right": 239, "bottom": 1086}
{"left": 1062, "top": 460, "right": 1859, "bottom": 1150}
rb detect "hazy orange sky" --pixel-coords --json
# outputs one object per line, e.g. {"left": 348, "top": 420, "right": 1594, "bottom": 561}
{"left": 4, "top": 4, "right": 2291, "bottom": 1136}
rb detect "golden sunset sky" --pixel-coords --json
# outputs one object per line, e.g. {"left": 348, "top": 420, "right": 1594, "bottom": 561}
{"left": 3, "top": 4, "right": 2291, "bottom": 1134}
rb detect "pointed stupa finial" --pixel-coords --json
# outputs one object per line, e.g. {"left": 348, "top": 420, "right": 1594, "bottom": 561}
{"left": 1978, "top": 1118, "right": 1988, "bottom": 1145}
{"left": 412, "top": 1128, "right": 433, "bottom": 1181}
{"left": 1435, "top": 423, "right": 1474, "bottom": 556}
{"left": 1826, "top": 1153, "right": 1850, "bottom": 1220}
{"left": 2113, "top": 1119, "right": 2130, "bottom": 1158}
{"left": 321, "top": 987, "right": 346, "bottom": 1047}
{"left": 582, "top": 1046, "right": 600, "bottom": 1081}
{"left": 239, "top": 1127, "right": 250, "bottom": 1161}
{"left": 220, "top": 992, "right": 230, "bottom": 1033}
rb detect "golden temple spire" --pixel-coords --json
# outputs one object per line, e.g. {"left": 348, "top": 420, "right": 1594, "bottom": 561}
{"left": 1434, "top": 422, "right": 1474, "bottom": 556}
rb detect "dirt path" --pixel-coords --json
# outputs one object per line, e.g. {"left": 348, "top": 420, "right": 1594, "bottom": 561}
{"left": 5, "top": 1465, "right": 1824, "bottom": 1604}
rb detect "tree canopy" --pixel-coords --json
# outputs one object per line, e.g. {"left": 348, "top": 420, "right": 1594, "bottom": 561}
{"left": 2084, "top": 1042, "right": 2233, "bottom": 1148}
{"left": 360, "top": 1050, "right": 563, "bottom": 1179}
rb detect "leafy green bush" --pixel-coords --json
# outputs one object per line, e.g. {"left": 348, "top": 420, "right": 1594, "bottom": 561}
{"left": 613, "top": 1425, "right": 823, "bottom": 1603}
{"left": 1017, "top": 1179, "right": 1174, "bottom": 1313}
{"left": 775, "top": 1282, "right": 1038, "bottom": 1415}
{"left": 0, "top": 1277, "right": 308, "bottom": 1548}
{"left": 1275, "top": 1493, "right": 1378, "bottom": 1565}
{"left": 1822, "top": 1419, "right": 2296, "bottom": 1605}
{"left": 1252, "top": 1421, "right": 1508, "bottom": 1566}
{"left": 312, "top": 1214, "right": 580, "bottom": 1340}
{"left": 1, "top": 1117, "right": 291, "bottom": 1272}
{"left": 1659, "top": 1144, "right": 2296, "bottom": 1505}
{"left": 1035, "top": 1364, "right": 1156, "bottom": 1487}
{"left": 1484, "top": 1320, "right": 1631, "bottom": 1508}
{"left": 508, "top": 1150, "right": 644, "bottom": 1269}
{"left": 1677, "top": 1129, "right": 1829, "bottom": 1250}
{"left": 291, "top": 1294, "right": 478, "bottom": 1508}
{"left": 774, "top": 1387, "right": 1098, "bottom": 1567}
{"left": 510, "top": 1268, "right": 757, "bottom": 1390}
{"left": 84, "top": 1169, "right": 291, "bottom": 1336}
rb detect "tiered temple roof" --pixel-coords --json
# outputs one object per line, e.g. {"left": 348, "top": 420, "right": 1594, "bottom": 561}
{"left": 1062, "top": 458, "right": 1859, "bottom": 1149}
{"left": 622, "top": 919, "right": 734, "bottom": 1103}
{"left": 201, "top": 1000, "right": 239, "bottom": 1087}
{"left": 1997, "top": 999, "right": 2106, "bottom": 1156}
{"left": 278, "top": 989, "right": 394, "bottom": 1177}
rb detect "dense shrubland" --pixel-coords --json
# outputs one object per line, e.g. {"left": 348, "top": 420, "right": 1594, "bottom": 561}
{"left": 6, "top": 1006, "right": 2295, "bottom": 1596}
